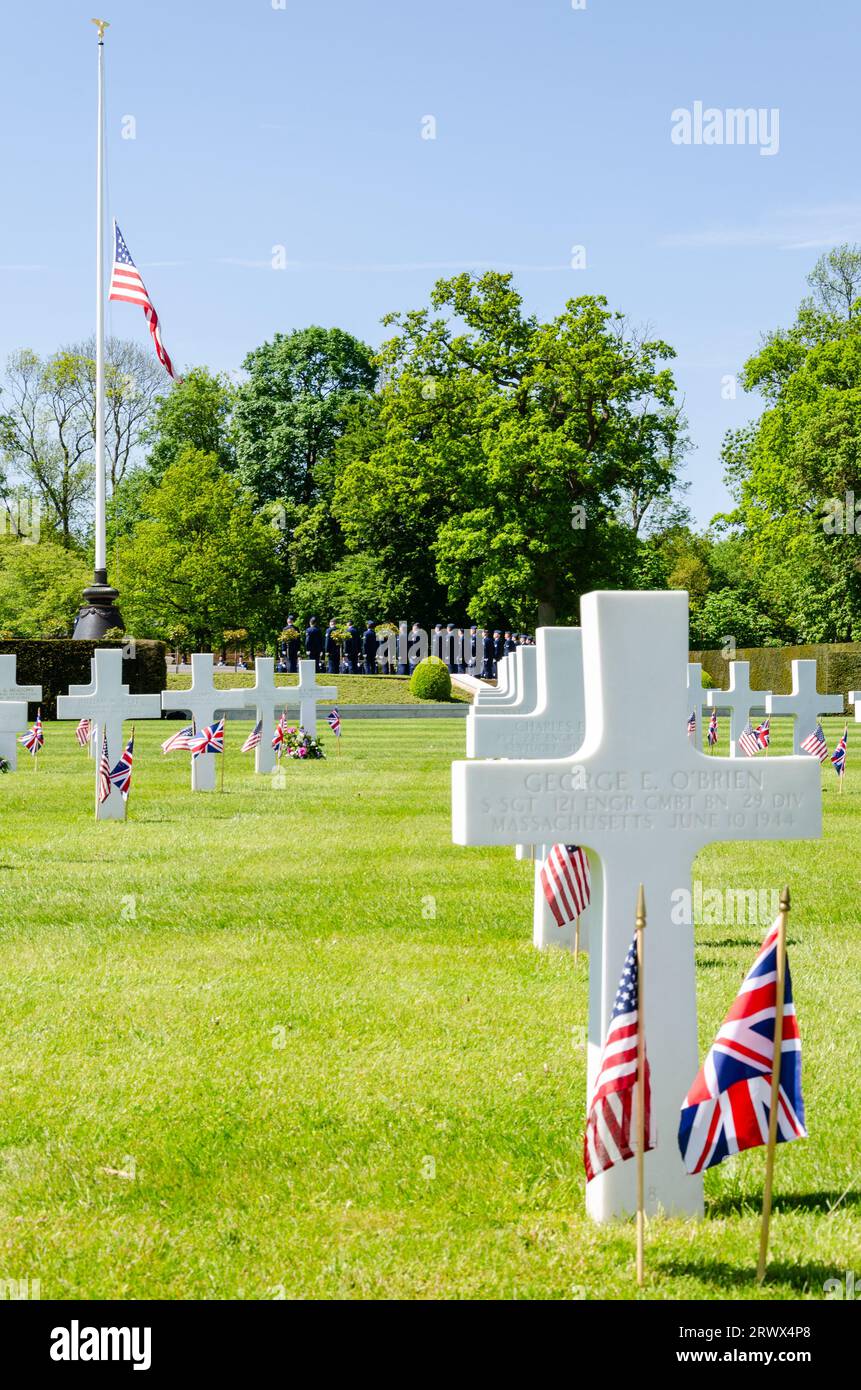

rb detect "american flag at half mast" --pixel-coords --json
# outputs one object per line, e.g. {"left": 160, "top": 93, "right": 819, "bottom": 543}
{"left": 800, "top": 722, "right": 829, "bottom": 763}
{"left": 584, "top": 932, "right": 655, "bottom": 1182}
{"left": 539, "top": 844, "right": 590, "bottom": 928}
{"left": 108, "top": 221, "right": 179, "bottom": 380}
{"left": 678, "top": 914, "right": 805, "bottom": 1174}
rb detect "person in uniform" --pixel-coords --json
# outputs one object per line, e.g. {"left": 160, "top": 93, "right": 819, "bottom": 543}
{"left": 444, "top": 622, "right": 457, "bottom": 671}
{"left": 430, "top": 623, "right": 444, "bottom": 662}
{"left": 362, "top": 621, "right": 379, "bottom": 675}
{"left": 305, "top": 617, "right": 324, "bottom": 672}
{"left": 408, "top": 622, "right": 423, "bottom": 673}
{"left": 324, "top": 620, "right": 341, "bottom": 674}
{"left": 504, "top": 630, "right": 517, "bottom": 657}
{"left": 467, "top": 626, "right": 479, "bottom": 677}
{"left": 483, "top": 629, "right": 498, "bottom": 679}
{"left": 285, "top": 615, "right": 301, "bottom": 674}
{"left": 344, "top": 622, "right": 360, "bottom": 672}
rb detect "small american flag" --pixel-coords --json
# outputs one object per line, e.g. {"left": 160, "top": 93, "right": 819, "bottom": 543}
{"left": 162, "top": 724, "right": 196, "bottom": 754}
{"left": 687, "top": 710, "right": 696, "bottom": 737}
{"left": 75, "top": 717, "right": 92, "bottom": 748}
{"left": 109, "top": 731, "right": 134, "bottom": 800}
{"left": 540, "top": 844, "right": 591, "bottom": 928}
{"left": 800, "top": 723, "right": 829, "bottom": 763}
{"left": 19, "top": 710, "right": 44, "bottom": 756}
{"left": 272, "top": 712, "right": 287, "bottom": 755}
{"left": 707, "top": 709, "right": 718, "bottom": 747}
{"left": 108, "top": 221, "right": 179, "bottom": 380}
{"left": 242, "top": 719, "right": 262, "bottom": 752}
{"left": 584, "top": 933, "right": 654, "bottom": 1182}
{"left": 192, "top": 719, "right": 224, "bottom": 758}
{"left": 327, "top": 708, "right": 341, "bottom": 737}
{"left": 831, "top": 725, "right": 848, "bottom": 775}
{"left": 754, "top": 717, "right": 770, "bottom": 750}
{"left": 97, "top": 729, "right": 112, "bottom": 804}
{"left": 678, "top": 915, "right": 805, "bottom": 1173}
{"left": 738, "top": 723, "right": 760, "bottom": 758}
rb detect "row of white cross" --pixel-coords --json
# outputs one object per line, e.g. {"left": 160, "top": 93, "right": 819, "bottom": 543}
{"left": 0, "top": 652, "right": 338, "bottom": 820}
{"left": 458, "top": 592, "right": 855, "bottom": 1224}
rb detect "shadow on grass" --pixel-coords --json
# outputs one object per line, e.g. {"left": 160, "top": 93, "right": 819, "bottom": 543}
{"left": 658, "top": 1255, "right": 838, "bottom": 1293}
{"left": 709, "top": 1189, "right": 861, "bottom": 1218}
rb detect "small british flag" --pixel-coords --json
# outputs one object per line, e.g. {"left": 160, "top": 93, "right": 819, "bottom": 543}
{"left": 192, "top": 720, "right": 224, "bottom": 758}
{"left": 108, "top": 731, "right": 135, "bottom": 800}
{"left": 19, "top": 710, "right": 44, "bottom": 757}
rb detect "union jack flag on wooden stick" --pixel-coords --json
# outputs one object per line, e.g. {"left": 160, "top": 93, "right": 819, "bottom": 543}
{"left": 754, "top": 717, "right": 770, "bottom": 752}
{"left": 678, "top": 897, "right": 805, "bottom": 1177}
{"left": 192, "top": 720, "right": 224, "bottom": 758}
{"left": 19, "top": 710, "right": 44, "bottom": 757}
{"left": 272, "top": 712, "right": 287, "bottom": 758}
{"left": 108, "top": 729, "right": 135, "bottom": 800}
{"left": 831, "top": 725, "right": 847, "bottom": 778}
{"left": 109, "top": 221, "right": 179, "bottom": 380}
{"left": 327, "top": 708, "right": 341, "bottom": 737}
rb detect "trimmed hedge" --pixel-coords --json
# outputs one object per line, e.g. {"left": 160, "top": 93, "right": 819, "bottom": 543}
{"left": 0, "top": 639, "right": 168, "bottom": 718}
{"left": 409, "top": 655, "right": 453, "bottom": 701}
{"left": 690, "top": 641, "right": 861, "bottom": 711}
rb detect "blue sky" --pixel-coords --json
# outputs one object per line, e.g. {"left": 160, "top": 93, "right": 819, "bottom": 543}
{"left": 2, "top": 0, "right": 858, "bottom": 524}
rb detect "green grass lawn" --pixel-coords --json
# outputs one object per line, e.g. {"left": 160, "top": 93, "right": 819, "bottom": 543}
{"left": 166, "top": 671, "right": 472, "bottom": 704}
{"left": 0, "top": 714, "right": 857, "bottom": 1300}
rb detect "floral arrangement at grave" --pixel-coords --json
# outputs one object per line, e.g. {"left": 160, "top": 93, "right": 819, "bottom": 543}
{"left": 281, "top": 726, "right": 326, "bottom": 760}
{"left": 280, "top": 625, "right": 301, "bottom": 643}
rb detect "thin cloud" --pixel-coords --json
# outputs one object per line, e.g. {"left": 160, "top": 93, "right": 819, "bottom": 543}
{"left": 662, "top": 204, "right": 861, "bottom": 251}
{"left": 215, "top": 257, "right": 574, "bottom": 272}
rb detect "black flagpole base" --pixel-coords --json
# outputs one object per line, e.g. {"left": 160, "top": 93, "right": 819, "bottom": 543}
{"left": 73, "top": 569, "right": 123, "bottom": 639}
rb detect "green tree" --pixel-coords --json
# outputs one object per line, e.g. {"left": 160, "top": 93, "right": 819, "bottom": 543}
{"left": 334, "top": 273, "right": 685, "bottom": 625}
{"left": 232, "top": 327, "right": 378, "bottom": 506}
{"left": 144, "top": 367, "right": 236, "bottom": 478}
{"left": 0, "top": 534, "right": 91, "bottom": 637}
{"left": 119, "top": 447, "right": 283, "bottom": 647}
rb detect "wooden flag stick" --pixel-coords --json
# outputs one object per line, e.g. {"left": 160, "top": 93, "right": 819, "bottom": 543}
{"left": 574, "top": 913, "right": 580, "bottom": 964}
{"left": 635, "top": 881, "right": 647, "bottom": 1288}
{"left": 220, "top": 724, "right": 226, "bottom": 793}
{"left": 756, "top": 884, "right": 790, "bottom": 1284}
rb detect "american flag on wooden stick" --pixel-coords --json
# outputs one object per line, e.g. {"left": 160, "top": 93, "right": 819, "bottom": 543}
{"left": 241, "top": 719, "right": 262, "bottom": 752}
{"left": 686, "top": 710, "right": 696, "bottom": 737}
{"left": 75, "top": 718, "right": 92, "bottom": 748}
{"left": 108, "top": 221, "right": 179, "bottom": 380}
{"left": 584, "top": 933, "right": 655, "bottom": 1181}
{"left": 738, "top": 723, "right": 761, "bottom": 758}
{"left": 97, "top": 729, "right": 112, "bottom": 805}
{"left": 800, "top": 723, "right": 829, "bottom": 763}
{"left": 707, "top": 708, "right": 718, "bottom": 747}
{"left": 539, "top": 844, "right": 590, "bottom": 928}
{"left": 162, "top": 724, "right": 196, "bottom": 754}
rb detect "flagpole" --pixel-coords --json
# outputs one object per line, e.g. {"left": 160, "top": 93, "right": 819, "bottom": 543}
{"left": 220, "top": 725, "right": 225, "bottom": 793}
{"left": 756, "top": 884, "right": 790, "bottom": 1284}
{"left": 75, "top": 20, "right": 122, "bottom": 639}
{"left": 635, "top": 882, "right": 646, "bottom": 1288}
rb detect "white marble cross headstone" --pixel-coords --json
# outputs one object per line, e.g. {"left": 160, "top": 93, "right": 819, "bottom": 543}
{"left": 0, "top": 655, "right": 41, "bottom": 771}
{"left": 849, "top": 691, "right": 861, "bottom": 724}
{"left": 766, "top": 660, "right": 843, "bottom": 752}
{"left": 705, "top": 661, "right": 771, "bottom": 758}
{"left": 474, "top": 652, "right": 513, "bottom": 705}
{"left": 452, "top": 591, "right": 821, "bottom": 1222}
{"left": 58, "top": 648, "right": 162, "bottom": 819}
{"left": 286, "top": 660, "right": 337, "bottom": 738}
{"left": 162, "top": 653, "right": 262, "bottom": 791}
